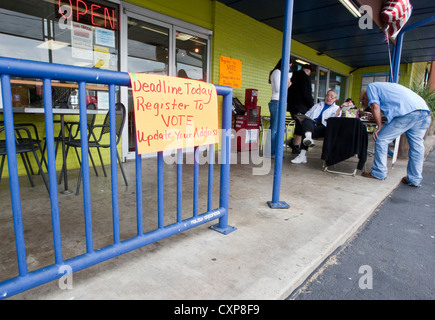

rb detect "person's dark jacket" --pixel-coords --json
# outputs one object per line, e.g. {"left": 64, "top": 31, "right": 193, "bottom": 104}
{"left": 287, "top": 69, "right": 314, "bottom": 116}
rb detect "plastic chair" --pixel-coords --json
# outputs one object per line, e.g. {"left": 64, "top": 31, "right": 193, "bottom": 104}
{"left": 41, "top": 86, "right": 75, "bottom": 166}
{"left": 10, "top": 122, "right": 48, "bottom": 175}
{"left": 56, "top": 103, "right": 101, "bottom": 185}
{"left": 65, "top": 103, "right": 128, "bottom": 195}
{"left": 0, "top": 125, "right": 49, "bottom": 192}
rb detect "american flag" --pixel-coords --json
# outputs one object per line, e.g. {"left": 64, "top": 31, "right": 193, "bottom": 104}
{"left": 381, "top": 0, "right": 412, "bottom": 41}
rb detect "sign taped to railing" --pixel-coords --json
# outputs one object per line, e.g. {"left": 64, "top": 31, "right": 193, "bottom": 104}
{"left": 129, "top": 73, "right": 219, "bottom": 154}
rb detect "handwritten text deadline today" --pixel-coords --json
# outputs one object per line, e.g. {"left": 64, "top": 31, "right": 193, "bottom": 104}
{"left": 131, "top": 77, "right": 218, "bottom": 150}
{"left": 133, "top": 79, "right": 214, "bottom": 115}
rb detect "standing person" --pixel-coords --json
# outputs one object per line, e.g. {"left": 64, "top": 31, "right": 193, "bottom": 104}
{"left": 266, "top": 58, "right": 292, "bottom": 157}
{"left": 360, "top": 82, "right": 431, "bottom": 187}
{"left": 287, "top": 63, "right": 314, "bottom": 154}
{"left": 291, "top": 90, "right": 340, "bottom": 164}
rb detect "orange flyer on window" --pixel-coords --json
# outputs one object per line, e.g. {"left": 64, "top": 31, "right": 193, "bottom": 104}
{"left": 129, "top": 73, "right": 219, "bottom": 154}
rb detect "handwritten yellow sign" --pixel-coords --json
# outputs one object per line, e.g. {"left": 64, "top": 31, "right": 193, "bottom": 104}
{"left": 219, "top": 56, "right": 242, "bottom": 88}
{"left": 129, "top": 73, "right": 219, "bottom": 154}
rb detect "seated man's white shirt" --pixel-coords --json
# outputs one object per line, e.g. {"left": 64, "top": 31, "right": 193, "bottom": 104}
{"left": 306, "top": 101, "right": 340, "bottom": 126}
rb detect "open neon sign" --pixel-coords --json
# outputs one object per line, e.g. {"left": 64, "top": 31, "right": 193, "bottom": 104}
{"left": 58, "top": 0, "right": 118, "bottom": 30}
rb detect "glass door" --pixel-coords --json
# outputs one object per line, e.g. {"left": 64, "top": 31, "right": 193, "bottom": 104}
{"left": 125, "top": 15, "right": 171, "bottom": 154}
{"left": 329, "top": 71, "right": 346, "bottom": 103}
{"left": 120, "top": 5, "right": 212, "bottom": 159}
{"left": 316, "top": 67, "right": 329, "bottom": 103}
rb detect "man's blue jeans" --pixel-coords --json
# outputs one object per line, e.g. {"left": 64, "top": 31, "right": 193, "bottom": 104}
{"left": 268, "top": 100, "right": 279, "bottom": 157}
{"left": 371, "top": 110, "right": 431, "bottom": 186}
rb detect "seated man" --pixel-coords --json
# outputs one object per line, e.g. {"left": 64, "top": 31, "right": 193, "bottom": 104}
{"left": 291, "top": 90, "right": 341, "bottom": 164}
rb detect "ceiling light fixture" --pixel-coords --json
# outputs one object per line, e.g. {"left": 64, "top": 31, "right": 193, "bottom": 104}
{"left": 176, "top": 32, "right": 195, "bottom": 41}
{"left": 339, "top": 0, "right": 361, "bottom": 18}
{"left": 37, "top": 40, "right": 69, "bottom": 51}
{"left": 295, "top": 59, "right": 310, "bottom": 65}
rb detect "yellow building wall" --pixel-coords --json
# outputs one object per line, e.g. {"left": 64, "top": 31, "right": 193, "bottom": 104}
{"left": 125, "top": 0, "right": 213, "bottom": 30}
{"left": 409, "top": 62, "right": 431, "bottom": 88}
{"left": 212, "top": 2, "right": 282, "bottom": 114}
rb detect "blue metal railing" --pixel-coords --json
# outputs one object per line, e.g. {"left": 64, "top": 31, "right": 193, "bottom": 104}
{"left": 392, "top": 13, "right": 435, "bottom": 83}
{"left": 0, "top": 57, "right": 235, "bottom": 298}
{"left": 268, "top": 0, "right": 293, "bottom": 209}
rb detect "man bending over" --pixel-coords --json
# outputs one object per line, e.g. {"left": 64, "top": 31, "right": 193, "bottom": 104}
{"left": 360, "top": 82, "right": 431, "bottom": 187}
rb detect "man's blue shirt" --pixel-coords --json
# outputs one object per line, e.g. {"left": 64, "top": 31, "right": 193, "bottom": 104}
{"left": 366, "top": 82, "right": 429, "bottom": 123}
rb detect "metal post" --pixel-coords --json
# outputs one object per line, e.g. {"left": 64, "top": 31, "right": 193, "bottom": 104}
{"left": 157, "top": 151, "right": 164, "bottom": 229}
{"left": 135, "top": 151, "right": 143, "bottom": 235}
{"left": 79, "top": 81, "right": 93, "bottom": 253}
{"left": 392, "top": 14, "right": 435, "bottom": 83}
{"left": 207, "top": 144, "right": 215, "bottom": 212}
{"left": 267, "top": 0, "right": 293, "bottom": 209}
{"left": 177, "top": 148, "right": 183, "bottom": 223}
{"left": 109, "top": 84, "right": 120, "bottom": 244}
{"left": 42, "top": 78, "right": 63, "bottom": 265}
{"left": 210, "top": 85, "right": 236, "bottom": 234}
{"left": 193, "top": 146, "right": 199, "bottom": 217}
{"left": 1, "top": 75, "right": 28, "bottom": 277}
{"left": 392, "top": 34, "right": 403, "bottom": 83}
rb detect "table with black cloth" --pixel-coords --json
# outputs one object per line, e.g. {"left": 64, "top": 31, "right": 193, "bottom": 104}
{"left": 321, "top": 117, "right": 368, "bottom": 172}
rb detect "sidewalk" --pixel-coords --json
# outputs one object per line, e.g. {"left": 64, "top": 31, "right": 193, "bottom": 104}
{"left": 290, "top": 147, "right": 435, "bottom": 299}
{"left": 4, "top": 136, "right": 435, "bottom": 300}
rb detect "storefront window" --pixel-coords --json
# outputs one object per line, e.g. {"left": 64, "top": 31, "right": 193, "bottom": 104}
{"left": 330, "top": 71, "right": 346, "bottom": 103}
{"left": 126, "top": 17, "right": 171, "bottom": 152}
{"left": 0, "top": 0, "right": 119, "bottom": 69}
{"left": 317, "top": 67, "right": 328, "bottom": 102}
{"left": 0, "top": 0, "right": 119, "bottom": 109}
{"left": 0, "top": 5, "right": 48, "bottom": 62}
{"left": 292, "top": 58, "right": 348, "bottom": 104}
{"left": 176, "top": 31, "right": 208, "bottom": 81}
{"left": 127, "top": 18, "right": 169, "bottom": 75}
{"left": 361, "top": 72, "right": 389, "bottom": 92}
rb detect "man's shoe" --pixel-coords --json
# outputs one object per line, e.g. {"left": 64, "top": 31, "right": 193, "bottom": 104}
{"left": 303, "top": 137, "right": 315, "bottom": 147}
{"left": 401, "top": 177, "right": 419, "bottom": 188}
{"left": 361, "top": 171, "right": 379, "bottom": 180}
{"left": 291, "top": 154, "right": 307, "bottom": 164}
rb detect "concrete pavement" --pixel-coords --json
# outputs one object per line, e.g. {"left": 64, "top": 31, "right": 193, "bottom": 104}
{"left": 2, "top": 135, "right": 434, "bottom": 300}
{"left": 289, "top": 148, "right": 435, "bottom": 300}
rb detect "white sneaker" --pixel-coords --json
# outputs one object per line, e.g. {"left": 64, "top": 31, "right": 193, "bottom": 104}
{"left": 303, "top": 137, "right": 315, "bottom": 147}
{"left": 291, "top": 154, "right": 307, "bottom": 164}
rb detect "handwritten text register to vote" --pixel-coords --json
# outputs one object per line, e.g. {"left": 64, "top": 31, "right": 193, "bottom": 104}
{"left": 129, "top": 73, "right": 219, "bottom": 154}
